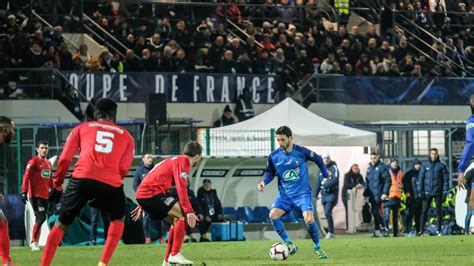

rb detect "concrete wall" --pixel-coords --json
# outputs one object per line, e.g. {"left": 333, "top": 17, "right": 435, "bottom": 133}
{"left": 1, "top": 99, "right": 469, "bottom": 126}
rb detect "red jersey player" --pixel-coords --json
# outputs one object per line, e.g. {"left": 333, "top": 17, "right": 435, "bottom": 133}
{"left": 40, "top": 98, "right": 134, "bottom": 266}
{"left": 133, "top": 141, "right": 202, "bottom": 266}
{"left": 0, "top": 116, "right": 16, "bottom": 266}
{"left": 21, "top": 140, "right": 52, "bottom": 251}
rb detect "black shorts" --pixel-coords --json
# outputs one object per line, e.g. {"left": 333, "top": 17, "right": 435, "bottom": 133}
{"left": 30, "top": 197, "right": 48, "bottom": 215}
{"left": 137, "top": 194, "right": 179, "bottom": 221}
{"left": 58, "top": 178, "right": 125, "bottom": 226}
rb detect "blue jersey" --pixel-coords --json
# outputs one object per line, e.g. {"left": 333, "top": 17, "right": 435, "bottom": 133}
{"left": 262, "top": 144, "right": 328, "bottom": 198}
{"left": 458, "top": 115, "right": 474, "bottom": 173}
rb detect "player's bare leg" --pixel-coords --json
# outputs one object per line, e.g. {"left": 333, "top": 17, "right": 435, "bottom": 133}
{"left": 269, "top": 208, "right": 297, "bottom": 255}
{"left": 165, "top": 203, "right": 194, "bottom": 265}
{"left": 302, "top": 211, "right": 327, "bottom": 259}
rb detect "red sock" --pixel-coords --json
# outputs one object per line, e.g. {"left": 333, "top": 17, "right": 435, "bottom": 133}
{"left": 165, "top": 227, "right": 175, "bottom": 262}
{"left": 0, "top": 220, "right": 12, "bottom": 264}
{"left": 40, "top": 226, "right": 65, "bottom": 266}
{"left": 171, "top": 220, "right": 186, "bottom": 256}
{"left": 32, "top": 223, "right": 41, "bottom": 243}
{"left": 100, "top": 220, "right": 124, "bottom": 264}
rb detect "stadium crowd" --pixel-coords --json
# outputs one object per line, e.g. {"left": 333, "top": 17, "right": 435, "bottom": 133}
{"left": 1, "top": 0, "right": 473, "bottom": 86}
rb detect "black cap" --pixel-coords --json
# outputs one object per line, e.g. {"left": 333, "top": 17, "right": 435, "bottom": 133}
{"left": 224, "top": 105, "right": 232, "bottom": 113}
{"left": 413, "top": 159, "right": 421, "bottom": 165}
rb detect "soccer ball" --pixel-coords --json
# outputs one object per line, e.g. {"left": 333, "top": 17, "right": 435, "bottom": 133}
{"left": 269, "top": 242, "right": 289, "bottom": 261}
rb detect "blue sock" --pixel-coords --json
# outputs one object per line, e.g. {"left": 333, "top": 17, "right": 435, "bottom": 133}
{"left": 271, "top": 218, "right": 291, "bottom": 244}
{"left": 306, "top": 222, "right": 320, "bottom": 250}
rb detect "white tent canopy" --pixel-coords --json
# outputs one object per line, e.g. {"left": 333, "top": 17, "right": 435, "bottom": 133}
{"left": 217, "top": 98, "right": 376, "bottom": 147}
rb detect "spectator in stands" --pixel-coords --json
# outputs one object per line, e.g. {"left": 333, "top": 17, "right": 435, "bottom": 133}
{"left": 386, "top": 62, "right": 401, "bottom": 77}
{"left": 98, "top": 50, "right": 116, "bottom": 72}
{"left": 157, "top": 45, "right": 172, "bottom": 71}
{"left": 418, "top": 147, "right": 449, "bottom": 236}
{"left": 193, "top": 22, "right": 212, "bottom": 49}
{"left": 403, "top": 159, "right": 422, "bottom": 237}
{"left": 156, "top": 17, "right": 172, "bottom": 42}
{"left": 321, "top": 53, "right": 337, "bottom": 74}
{"left": 409, "top": 63, "right": 423, "bottom": 77}
{"left": 197, "top": 179, "right": 223, "bottom": 242}
{"left": 133, "top": 153, "right": 163, "bottom": 244}
{"left": 393, "top": 38, "right": 409, "bottom": 63}
{"left": 399, "top": 54, "right": 414, "bottom": 74}
{"left": 44, "top": 45, "right": 60, "bottom": 68}
{"left": 315, "top": 153, "right": 339, "bottom": 239}
{"left": 171, "top": 20, "right": 191, "bottom": 51}
{"left": 173, "top": 48, "right": 194, "bottom": 73}
{"left": 365, "top": 25, "right": 379, "bottom": 45}
{"left": 234, "top": 88, "right": 254, "bottom": 122}
{"left": 58, "top": 42, "right": 73, "bottom": 71}
{"left": 236, "top": 51, "right": 254, "bottom": 74}
{"left": 123, "top": 49, "right": 142, "bottom": 72}
{"left": 215, "top": 0, "right": 243, "bottom": 25}
{"left": 134, "top": 36, "right": 147, "bottom": 56}
{"left": 382, "top": 159, "right": 403, "bottom": 237}
{"left": 342, "top": 164, "right": 364, "bottom": 230}
{"left": 355, "top": 53, "right": 372, "bottom": 75}
{"left": 125, "top": 34, "right": 135, "bottom": 49}
{"left": 228, "top": 38, "right": 243, "bottom": 61}
{"left": 213, "top": 105, "right": 235, "bottom": 128}
{"left": 208, "top": 36, "right": 226, "bottom": 70}
{"left": 219, "top": 50, "right": 237, "bottom": 74}
{"left": 296, "top": 49, "right": 314, "bottom": 78}
{"left": 147, "top": 33, "right": 164, "bottom": 51}
{"left": 141, "top": 48, "right": 155, "bottom": 72}
{"left": 72, "top": 44, "right": 93, "bottom": 71}
{"left": 25, "top": 41, "right": 44, "bottom": 68}
{"left": 363, "top": 151, "right": 389, "bottom": 237}
{"left": 49, "top": 26, "right": 64, "bottom": 48}
{"left": 260, "top": 0, "right": 279, "bottom": 20}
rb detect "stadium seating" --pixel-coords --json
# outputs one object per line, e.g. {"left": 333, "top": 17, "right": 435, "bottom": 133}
{"left": 253, "top": 206, "right": 271, "bottom": 223}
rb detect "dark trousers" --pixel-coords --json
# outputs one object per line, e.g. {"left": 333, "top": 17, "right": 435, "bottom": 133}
{"left": 404, "top": 198, "right": 422, "bottom": 233}
{"left": 199, "top": 215, "right": 222, "bottom": 235}
{"left": 142, "top": 211, "right": 163, "bottom": 239}
{"left": 323, "top": 201, "right": 336, "bottom": 233}
{"left": 342, "top": 195, "right": 348, "bottom": 230}
{"left": 420, "top": 194, "right": 443, "bottom": 233}
{"left": 369, "top": 197, "right": 385, "bottom": 230}
{"left": 90, "top": 207, "right": 110, "bottom": 242}
{"left": 383, "top": 201, "right": 400, "bottom": 236}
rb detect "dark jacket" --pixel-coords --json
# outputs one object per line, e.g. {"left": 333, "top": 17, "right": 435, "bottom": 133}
{"left": 234, "top": 94, "right": 254, "bottom": 122}
{"left": 342, "top": 170, "right": 364, "bottom": 199}
{"left": 171, "top": 187, "right": 202, "bottom": 215}
{"left": 364, "top": 160, "right": 389, "bottom": 202}
{"left": 133, "top": 162, "right": 154, "bottom": 191}
{"left": 315, "top": 161, "right": 339, "bottom": 204}
{"left": 213, "top": 115, "right": 235, "bottom": 128}
{"left": 403, "top": 168, "right": 420, "bottom": 201}
{"left": 418, "top": 157, "right": 449, "bottom": 196}
{"left": 197, "top": 187, "right": 222, "bottom": 217}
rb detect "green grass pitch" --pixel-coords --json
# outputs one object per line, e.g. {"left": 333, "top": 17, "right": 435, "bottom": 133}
{"left": 11, "top": 236, "right": 474, "bottom": 265}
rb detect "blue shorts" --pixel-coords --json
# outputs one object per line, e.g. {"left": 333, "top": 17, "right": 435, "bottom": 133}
{"left": 272, "top": 193, "right": 314, "bottom": 213}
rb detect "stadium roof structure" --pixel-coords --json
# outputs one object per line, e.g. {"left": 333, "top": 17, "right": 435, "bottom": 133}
{"left": 219, "top": 98, "right": 377, "bottom": 147}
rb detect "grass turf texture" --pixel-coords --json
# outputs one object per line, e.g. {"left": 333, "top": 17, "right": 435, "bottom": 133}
{"left": 11, "top": 236, "right": 474, "bottom": 265}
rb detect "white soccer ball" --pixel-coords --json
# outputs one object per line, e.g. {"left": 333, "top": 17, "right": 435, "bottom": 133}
{"left": 269, "top": 242, "right": 289, "bottom": 261}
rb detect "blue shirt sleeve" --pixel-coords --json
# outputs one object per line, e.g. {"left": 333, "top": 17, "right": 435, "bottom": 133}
{"left": 458, "top": 117, "right": 474, "bottom": 173}
{"left": 262, "top": 155, "right": 277, "bottom": 185}
{"left": 300, "top": 146, "right": 328, "bottom": 177}
{"left": 133, "top": 168, "right": 141, "bottom": 191}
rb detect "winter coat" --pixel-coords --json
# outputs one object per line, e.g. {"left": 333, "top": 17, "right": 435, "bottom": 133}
{"left": 418, "top": 158, "right": 449, "bottom": 197}
{"left": 364, "top": 160, "right": 389, "bottom": 202}
{"left": 315, "top": 161, "right": 339, "bottom": 204}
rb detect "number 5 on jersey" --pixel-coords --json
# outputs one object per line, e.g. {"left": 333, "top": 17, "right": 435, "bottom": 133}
{"left": 95, "top": 131, "right": 115, "bottom": 153}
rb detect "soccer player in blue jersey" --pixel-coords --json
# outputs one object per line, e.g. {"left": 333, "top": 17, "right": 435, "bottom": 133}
{"left": 257, "top": 126, "right": 329, "bottom": 259}
{"left": 458, "top": 95, "right": 474, "bottom": 209}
